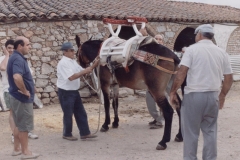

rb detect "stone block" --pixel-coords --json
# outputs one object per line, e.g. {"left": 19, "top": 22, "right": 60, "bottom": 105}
{"left": 0, "top": 32, "right": 6, "bottom": 36}
{"left": 42, "top": 47, "right": 51, "bottom": 52}
{"left": 157, "top": 26, "right": 166, "bottom": 32}
{"left": 51, "top": 97, "right": 59, "bottom": 104}
{"left": 90, "top": 27, "right": 98, "bottom": 33}
{"left": 48, "top": 35, "right": 55, "bottom": 41}
{"left": 50, "top": 60, "right": 58, "bottom": 67}
{"left": 73, "top": 29, "right": 87, "bottom": 34}
{"left": 45, "top": 41, "right": 52, "bottom": 47}
{"left": 41, "top": 63, "right": 54, "bottom": 74}
{"left": 50, "top": 78, "right": 57, "bottom": 84}
{"left": 64, "top": 21, "right": 72, "bottom": 27}
{"left": 31, "top": 36, "right": 44, "bottom": 42}
{"left": 118, "top": 89, "right": 128, "bottom": 98}
{"left": 42, "top": 93, "right": 49, "bottom": 98}
{"left": 7, "top": 29, "right": 16, "bottom": 36}
{"left": 36, "top": 50, "right": 43, "bottom": 56}
{"left": 44, "top": 86, "right": 55, "bottom": 92}
{"left": 36, "top": 88, "right": 43, "bottom": 92}
{"left": 19, "top": 22, "right": 28, "bottom": 28}
{"left": 42, "top": 98, "right": 50, "bottom": 104}
{"left": 165, "top": 32, "right": 175, "bottom": 38}
{"left": 41, "top": 57, "right": 50, "bottom": 62}
{"left": 32, "top": 43, "right": 42, "bottom": 49}
{"left": 70, "top": 26, "right": 75, "bottom": 30}
{"left": 30, "top": 56, "right": 39, "bottom": 60}
{"left": 37, "top": 74, "right": 48, "bottom": 78}
{"left": 79, "top": 87, "right": 91, "bottom": 98}
{"left": 1, "top": 39, "right": 7, "bottom": 44}
{"left": 55, "top": 22, "right": 63, "bottom": 26}
{"left": 36, "top": 93, "right": 41, "bottom": 98}
{"left": 53, "top": 41, "right": 58, "bottom": 46}
{"left": 34, "top": 29, "right": 44, "bottom": 35}
{"left": 44, "top": 51, "right": 57, "bottom": 56}
{"left": 35, "top": 78, "right": 48, "bottom": 87}
{"left": 56, "top": 35, "right": 63, "bottom": 40}
{"left": 50, "top": 91, "right": 57, "bottom": 97}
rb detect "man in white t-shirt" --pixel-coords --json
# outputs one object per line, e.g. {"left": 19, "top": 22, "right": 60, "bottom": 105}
{"left": 0, "top": 39, "right": 38, "bottom": 143}
{"left": 170, "top": 24, "right": 233, "bottom": 160}
{"left": 57, "top": 42, "right": 99, "bottom": 141}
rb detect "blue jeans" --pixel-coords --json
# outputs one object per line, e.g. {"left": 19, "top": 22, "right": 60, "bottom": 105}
{"left": 58, "top": 88, "right": 90, "bottom": 137}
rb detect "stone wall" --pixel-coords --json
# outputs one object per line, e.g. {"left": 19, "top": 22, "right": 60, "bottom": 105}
{"left": 0, "top": 20, "right": 108, "bottom": 105}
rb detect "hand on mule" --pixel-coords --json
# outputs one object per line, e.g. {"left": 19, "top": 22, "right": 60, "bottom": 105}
{"left": 169, "top": 92, "right": 179, "bottom": 110}
{"left": 85, "top": 67, "right": 93, "bottom": 74}
{"left": 91, "top": 56, "right": 100, "bottom": 69}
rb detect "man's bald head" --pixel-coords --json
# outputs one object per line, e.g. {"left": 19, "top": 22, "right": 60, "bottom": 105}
{"left": 14, "top": 36, "right": 31, "bottom": 55}
{"left": 154, "top": 34, "right": 164, "bottom": 45}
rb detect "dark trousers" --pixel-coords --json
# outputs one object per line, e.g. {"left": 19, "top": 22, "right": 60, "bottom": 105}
{"left": 58, "top": 88, "right": 90, "bottom": 137}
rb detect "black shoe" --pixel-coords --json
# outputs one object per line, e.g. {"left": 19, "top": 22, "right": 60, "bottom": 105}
{"left": 148, "top": 119, "right": 157, "bottom": 126}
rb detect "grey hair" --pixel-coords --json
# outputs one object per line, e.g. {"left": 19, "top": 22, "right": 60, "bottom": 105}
{"left": 201, "top": 32, "right": 214, "bottom": 40}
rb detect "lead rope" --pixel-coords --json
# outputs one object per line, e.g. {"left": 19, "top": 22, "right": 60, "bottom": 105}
{"left": 82, "top": 63, "right": 102, "bottom": 135}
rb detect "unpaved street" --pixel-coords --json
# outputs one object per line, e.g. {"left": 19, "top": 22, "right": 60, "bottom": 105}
{"left": 0, "top": 83, "right": 240, "bottom": 160}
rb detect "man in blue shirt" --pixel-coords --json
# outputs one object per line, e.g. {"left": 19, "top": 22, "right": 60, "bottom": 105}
{"left": 7, "top": 36, "right": 39, "bottom": 159}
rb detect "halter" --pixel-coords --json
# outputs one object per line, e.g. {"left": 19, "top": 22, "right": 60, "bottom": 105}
{"left": 77, "top": 45, "right": 91, "bottom": 66}
{"left": 77, "top": 42, "right": 103, "bottom": 67}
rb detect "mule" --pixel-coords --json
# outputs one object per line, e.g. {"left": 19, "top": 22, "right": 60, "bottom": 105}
{"left": 75, "top": 35, "right": 183, "bottom": 150}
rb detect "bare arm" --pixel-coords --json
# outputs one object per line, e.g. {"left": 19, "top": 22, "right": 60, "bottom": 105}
{"left": 169, "top": 65, "right": 188, "bottom": 109}
{"left": 219, "top": 74, "right": 233, "bottom": 109}
{"left": 0, "top": 47, "right": 10, "bottom": 71}
{"left": 68, "top": 57, "right": 100, "bottom": 81}
{"left": 13, "top": 73, "right": 30, "bottom": 98}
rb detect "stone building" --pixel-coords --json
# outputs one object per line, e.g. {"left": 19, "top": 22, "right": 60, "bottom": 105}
{"left": 0, "top": 0, "right": 239, "bottom": 105}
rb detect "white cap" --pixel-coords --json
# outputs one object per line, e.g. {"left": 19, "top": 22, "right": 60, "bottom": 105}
{"left": 194, "top": 24, "right": 214, "bottom": 34}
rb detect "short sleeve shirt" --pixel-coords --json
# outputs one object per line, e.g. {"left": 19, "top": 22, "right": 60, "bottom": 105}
{"left": 7, "top": 51, "right": 35, "bottom": 103}
{"left": 180, "top": 39, "right": 232, "bottom": 94}
{"left": 0, "top": 55, "right": 9, "bottom": 92}
{"left": 57, "top": 56, "right": 83, "bottom": 90}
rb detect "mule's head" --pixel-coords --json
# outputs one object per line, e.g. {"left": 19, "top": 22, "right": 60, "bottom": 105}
{"left": 75, "top": 35, "right": 102, "bottom": 68}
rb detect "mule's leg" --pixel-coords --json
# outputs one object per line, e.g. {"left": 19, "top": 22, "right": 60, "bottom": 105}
{"left": 111, "top": 84, "right": 119, "bottom": 128}
{"left": 174, "top": 94, "right": 183, "bottom": 142}
{"left": 100, "top": 87, "right": 111, "bottom": 132}
{"left": 155, "top": 96, "right": 174, "bottom": 150}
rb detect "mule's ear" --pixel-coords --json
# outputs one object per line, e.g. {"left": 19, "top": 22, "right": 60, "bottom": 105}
{"left": 75, "top": 35, "right": 81, "bottom": 48}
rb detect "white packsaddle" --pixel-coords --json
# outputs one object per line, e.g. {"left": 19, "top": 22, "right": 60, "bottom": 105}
{"left": 99, "top": 17, "right": 148, "bottom": 68}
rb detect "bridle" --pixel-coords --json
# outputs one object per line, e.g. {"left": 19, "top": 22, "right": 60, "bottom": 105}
{"left": 76, "top": 46, "right": 91, "bottom": 66}
{"left": 76, "top": 42, "right": 103, "bottom": 67}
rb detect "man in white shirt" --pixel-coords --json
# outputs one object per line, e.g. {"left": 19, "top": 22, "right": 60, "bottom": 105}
{"left": 0, "top": 39, "right": 38, "bottom": 143}
{"left": 170, "top": 24, "right": 233, "bottom": 160}
{"left": 57, "top": 42, "right": 99, "bottom": 141}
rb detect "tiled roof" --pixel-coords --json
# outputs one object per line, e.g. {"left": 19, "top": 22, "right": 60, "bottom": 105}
{"left": 0, "top": 0, "right": 240, "bottom": 24}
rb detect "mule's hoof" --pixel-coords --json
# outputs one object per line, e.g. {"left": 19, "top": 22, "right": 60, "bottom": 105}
{"left": 156, "top": 144, "right": 167, "bottom": 150}
{"left": 112, "top": 123, "right": 119, "bottom": 128}
{"left": 100, "top": 127, "right": 109, "bottom": 132}
{"left": 174, "top": 136, "right": 183, "bottom": 142}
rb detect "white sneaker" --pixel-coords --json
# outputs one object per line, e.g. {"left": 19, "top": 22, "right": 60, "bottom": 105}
{"left": 11, "top": 134, "right": 14, "bottom": 143}
{"left": 28, "top": 132, "right": 38, "bottom": 139}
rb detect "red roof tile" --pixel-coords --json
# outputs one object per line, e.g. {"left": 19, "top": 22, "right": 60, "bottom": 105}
{"left": 0, "top": 0, "right": 239, "bottom": 24}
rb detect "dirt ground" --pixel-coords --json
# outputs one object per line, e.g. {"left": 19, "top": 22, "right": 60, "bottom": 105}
{"left": 0, "top": 83, "right": 240, "bottom": 160}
